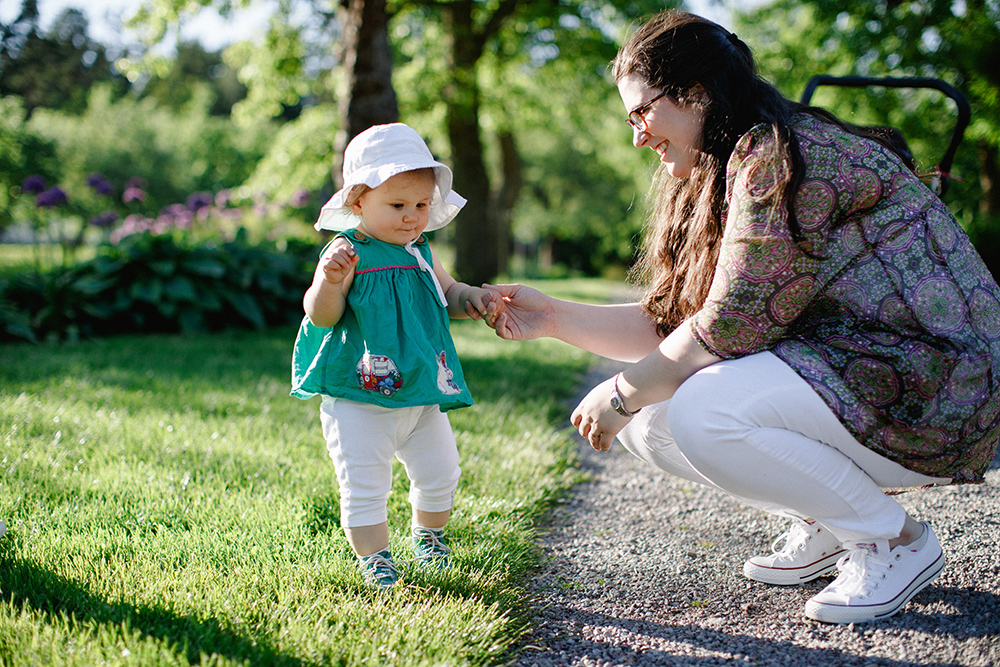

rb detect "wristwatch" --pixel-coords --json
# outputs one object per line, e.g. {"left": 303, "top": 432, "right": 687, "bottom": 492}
{"left": 610, "top": 373, "right": 641, "bottom": 417}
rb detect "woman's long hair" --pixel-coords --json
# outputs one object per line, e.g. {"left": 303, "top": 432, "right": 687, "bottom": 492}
{"left": 612, "top": 10, "right": 906, "bottom": 336}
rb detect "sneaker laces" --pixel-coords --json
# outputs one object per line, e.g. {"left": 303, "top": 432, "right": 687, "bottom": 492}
{"left": 831, "top": 542, "right": 895, "bottom": 598}
{"left": 769, "top": 520, "right": 814, "bottom": 562}
{"left": 413, "top": 527, "right": 451, "bottom": 558}
{"left": 361, "top": 551, "right": 399, "bottom": 578}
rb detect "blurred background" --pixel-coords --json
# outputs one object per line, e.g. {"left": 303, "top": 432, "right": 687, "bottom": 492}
{"left": 2, "top": 0, "right": 998, "bottom": 341}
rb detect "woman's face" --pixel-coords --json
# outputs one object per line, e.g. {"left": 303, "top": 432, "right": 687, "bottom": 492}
{"left": 617, "top": 74, "right": 706, "bottom": 178}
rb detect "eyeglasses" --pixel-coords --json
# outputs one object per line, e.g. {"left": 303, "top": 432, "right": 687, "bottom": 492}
{"left": 627, "top": 90, "right": 668, "bottom": 130}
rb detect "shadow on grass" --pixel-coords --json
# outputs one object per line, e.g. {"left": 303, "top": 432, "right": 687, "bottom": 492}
{"left": 0, "top": 535, "right": 309, "bottom": 667}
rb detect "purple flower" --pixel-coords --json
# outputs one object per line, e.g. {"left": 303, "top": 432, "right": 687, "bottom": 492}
{"left": 186, "top": 191, "right": 213, "bottom": 213}
{"left": 22, "top": 175, "right": 47, "bottom": 194}
{"left": 290, "top": 189, "right": 311, "bottom": 207}
{"left": 162, "top": 203, "right": 187, "bottom": 218}
{"left": 90, "top": 210, "right": 119, "bottom": 228}
{"left": 36, "top": 187, "right": 68, "bottom": 208}
{"left": 122, "top": 186, "right": 146, "bottom": 204}
{"left": 86, "top": 173, "right": 115, "bottom": 196}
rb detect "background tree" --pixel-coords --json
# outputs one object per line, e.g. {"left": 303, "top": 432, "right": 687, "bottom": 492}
{"left": 140, "top": 40, "right": 248, "bottom": 116}
{"left": 734, "top": 0, "right": 1000, "bottom": 226}
{"left": 391, "top": 0, "right": 674, "bottom": 283}
{"left": 0, "top": 3, "right": 128, "bottom": 118}
{"left": 334, "top": 0, "right": 398, "bottom": 189}
{"left": 127, "top": 0, "right": 672, "bottom": 283}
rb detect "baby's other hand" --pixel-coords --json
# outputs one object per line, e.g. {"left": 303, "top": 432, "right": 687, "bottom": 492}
{"left": 320, "top": 245, "right": 358, "bottom": 284}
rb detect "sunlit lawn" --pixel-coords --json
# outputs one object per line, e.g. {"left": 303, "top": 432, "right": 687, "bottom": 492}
{"left": 0, "top": 278, "right": 618, "bottom": 666}
{"left": 0, "top": 243, "right": 98, "bottom": 278}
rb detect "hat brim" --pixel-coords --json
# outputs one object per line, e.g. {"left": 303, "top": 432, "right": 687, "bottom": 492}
{"left": 314, "top": 163, "right": 466, "bottom": 233}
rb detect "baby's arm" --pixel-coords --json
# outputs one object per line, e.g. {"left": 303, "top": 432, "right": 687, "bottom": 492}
{"left": 303, "top": 238, "right": 357, "bottom": 327}
{"left": 431, "top": 252, "right": 503, "bottom": 324}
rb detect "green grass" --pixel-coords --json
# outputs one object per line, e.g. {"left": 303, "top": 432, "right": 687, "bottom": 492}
{"left": 0, "top": 243, "right": 98, "bottom": 278}
{"left": 0, "top": 278, "right": 615, "bottom": 666}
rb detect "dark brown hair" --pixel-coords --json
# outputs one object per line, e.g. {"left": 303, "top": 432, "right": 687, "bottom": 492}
{"left": 612, "top": 10, "right": 903, "bottom": 336}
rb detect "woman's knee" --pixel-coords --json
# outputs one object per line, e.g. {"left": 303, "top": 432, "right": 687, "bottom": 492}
{"left": 667, "top": 369, "right": 737, "bottom": 452}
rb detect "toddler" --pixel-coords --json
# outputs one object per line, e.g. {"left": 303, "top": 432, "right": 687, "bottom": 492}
{"left": 291, "top": 123, "right": 500, "bottom": 588}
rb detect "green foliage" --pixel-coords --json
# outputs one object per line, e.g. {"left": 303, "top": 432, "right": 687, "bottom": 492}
{"left": 0, "top": 7, "right": 129, "bottom": 117}
{"left": 0, "top": 97, "right": 59, "bottom": 231}
{"left": 514, "top": 119, "right": 651, "bottom": 276}
{"left": 391, "top": 1, "right": 668, "bottom": 277}
{"left": 223, "top": 14, "right": 336, "bottom": 125}
{"left": 241, "top": 104, "right": 339, "bottom": 211}
{"left": 0, "top": 299, "right": 598, "bottom": 665}
{"left": 735, "top": 0, "right": 1000, "bottom": 223}
{"left": 0, "top": 233, "right": 316, "bottom": 343}
{"left": 139, "top": 40, "right": 248, "bottom": 116}
{"left": 25, "top": 85, "right": 276, "bottom": 214}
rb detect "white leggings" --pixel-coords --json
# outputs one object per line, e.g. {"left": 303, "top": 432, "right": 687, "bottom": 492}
{"left": 320, "top": 397, "right": 460, "bottom": 527}
{"left": 616, "top": 352, "right": 949, "bottom": 546}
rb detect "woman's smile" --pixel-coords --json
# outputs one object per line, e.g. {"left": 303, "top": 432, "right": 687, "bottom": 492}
{"left": 618, "top": 74, "right": 706, "bottom": 178}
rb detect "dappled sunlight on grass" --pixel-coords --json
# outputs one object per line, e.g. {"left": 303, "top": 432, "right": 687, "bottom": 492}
{"left": 0, "top": 281, "right": 620, "bottom": 665}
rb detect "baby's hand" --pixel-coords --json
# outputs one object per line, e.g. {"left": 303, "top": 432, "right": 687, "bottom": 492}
{"left": 320, "top": 245, "right": 358, "bottom": 284}
{"left": 464, "top": 287, "right": 504, "bottom": 327}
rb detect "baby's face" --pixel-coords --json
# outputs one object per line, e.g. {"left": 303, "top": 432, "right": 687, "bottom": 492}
{"left": 350, "top": 169, "right": 436, "bottom": 245}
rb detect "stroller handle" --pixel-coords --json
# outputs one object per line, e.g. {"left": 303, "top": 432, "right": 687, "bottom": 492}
{"left": 800, "top": 75, "right": 970, "bottom": 197}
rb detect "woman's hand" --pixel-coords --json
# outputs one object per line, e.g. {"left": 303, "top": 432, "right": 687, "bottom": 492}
{"left": 571, "top": 375, "right": 634, "bottom": 452}
{"left": 482, "top": 283, "right": 558, "bottom": 341}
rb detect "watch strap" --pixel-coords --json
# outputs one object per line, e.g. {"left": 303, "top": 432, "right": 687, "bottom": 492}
{"left": 610, "top": 373, "right": 640, "bottom": 416}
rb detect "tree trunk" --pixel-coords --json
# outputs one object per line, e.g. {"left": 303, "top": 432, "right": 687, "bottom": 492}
{"left": 333, "top": 0, "right": 398, "bottom": 189}
{"left": 442, "top": 1, "right": 498, "bottom": 285}
{"left": 979, "top": 139, "right": 1000, "bottom": 218}
{"left": 495, "top": 131, "right": 523, "bottom": 277}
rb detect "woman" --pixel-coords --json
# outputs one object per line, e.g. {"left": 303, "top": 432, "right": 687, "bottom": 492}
{"left": 488, "top": 11, "right": 1000, "bottom": 624}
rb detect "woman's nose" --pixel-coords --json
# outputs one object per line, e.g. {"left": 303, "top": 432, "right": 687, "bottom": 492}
{"left": 632, "top": 126, "right": 649, "bottom": 148}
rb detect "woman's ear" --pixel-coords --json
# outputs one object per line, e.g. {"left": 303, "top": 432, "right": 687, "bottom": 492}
{"left": 690, "top": 83, "right": 711, "bottom": 106}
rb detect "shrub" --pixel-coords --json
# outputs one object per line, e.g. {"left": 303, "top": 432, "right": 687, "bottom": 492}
{"left": 25, "top": 85, "right": 276, "bottom": 215}
{"left": 0, "top": 232, "right": 317, "bottom": 343}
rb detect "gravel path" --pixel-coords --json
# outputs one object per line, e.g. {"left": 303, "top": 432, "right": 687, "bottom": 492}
{"left": 512, "top": 354, "right": 1000, "bottom": 667}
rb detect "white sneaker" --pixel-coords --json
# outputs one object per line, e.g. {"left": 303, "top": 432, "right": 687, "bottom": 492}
{"left": 805, "top": 522, "right": 945, "bottom": 624}
{"left": 744, "top": 519, "right": 845, "bottom": 585}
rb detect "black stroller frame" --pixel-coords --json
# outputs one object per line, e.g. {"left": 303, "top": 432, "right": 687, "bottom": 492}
{"left": 799, "top": 75, "right": 971, "bottom": 198}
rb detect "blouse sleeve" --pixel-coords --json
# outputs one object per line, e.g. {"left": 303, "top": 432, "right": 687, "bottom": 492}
{"left": 689, "top": 124, "right": 838, "bottom": 358}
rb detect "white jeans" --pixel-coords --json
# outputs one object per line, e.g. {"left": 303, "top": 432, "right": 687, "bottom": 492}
{"left": 320, "top": 397, "right": 460, "bottom": 527}
{"left": 616, "top": 352, "right": 949, "bottom": 545}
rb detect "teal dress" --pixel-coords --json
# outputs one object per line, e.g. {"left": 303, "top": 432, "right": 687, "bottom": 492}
{"left": 291, "top": 228, "right": 474, "bottom": 412}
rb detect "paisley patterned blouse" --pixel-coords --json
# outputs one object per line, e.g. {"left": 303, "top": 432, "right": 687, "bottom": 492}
{"left": 689, "top": 114, "right": 1000, "bottom": 483}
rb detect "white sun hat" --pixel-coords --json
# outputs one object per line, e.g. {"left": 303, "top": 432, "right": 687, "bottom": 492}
{"left": 314, "top": 123, "right": 467, "bottom": 233}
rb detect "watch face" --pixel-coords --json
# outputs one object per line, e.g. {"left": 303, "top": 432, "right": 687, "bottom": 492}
{"left": 611, "top": 396, "right": 622, "bottom": 410}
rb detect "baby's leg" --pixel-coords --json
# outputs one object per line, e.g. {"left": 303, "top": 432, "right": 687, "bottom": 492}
{"left": 415, "top": 509, "right": 450, "bottom": 531}
{"left": 320, "top": 398, "right": 399, "bottom": 554}
{"left": 397, "top": 406, "right": 460, "bottom": 567}
{"left": 396, "top": 406, "right": 461, "bottom": 523}
{"left": 345, "top": 522, "right": 390, "bottom": 556}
